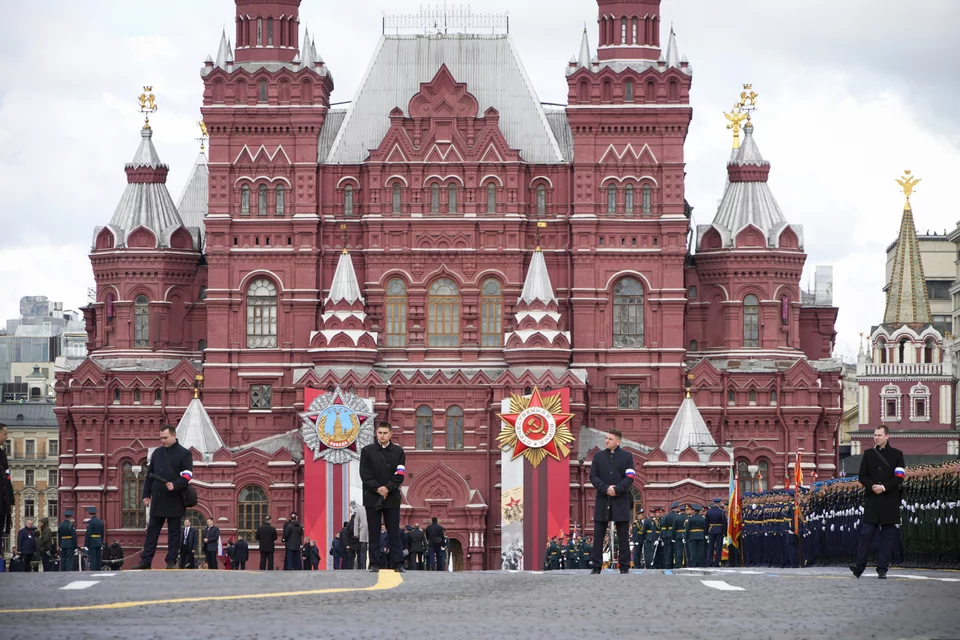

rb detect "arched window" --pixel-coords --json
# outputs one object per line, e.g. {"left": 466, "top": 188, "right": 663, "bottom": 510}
{"left": 621, "top": 17, "right": 627, "bottom": 44}
{"left": 275, "top": 185, "right": 284, "bottom": 216}
{"left": 385, "top": 278, "right": 407, "bottom": 347}
{"left": 625, "top": 80, "right": 634, "bottom": 103}
{"left": 624, "top": 185, "right": 635, "bottom": 215}
{"left": 612, "top": 278, "right": 644, "bottom": 347}
{"left": 578, "top": 80, "right": 589, "bottom": 103}
{"left": 689, "top": 340, "right": 698, "bottom": 351}
{"left": 428, "top": 278, "right": 460, "bottom": 347}
{"left": 878, "top": 338, "right": 887, "bottom": 364}
{"left": 246, "top": 278, "right": 278, "bottom": 348}
{"left": 668, "top": 80, "right": 680, "bottom": 102}
{"left": 727, "top": 389, "right": 735, "bottom": 405}
{"left": 258, "top": 79, "right": 268, "bottom": 103}
{"left": 344, "top": 185, "right": 354, "bottom": 216}
{"left": 430, "top": 184, "right": 440, "bottom": 213}
{"left": 536, "top": 185, "right": 546, "bottom": 215}
{"left": 258, "top": 184, "right": 268, "bottom": 215}
{"left": 756, "top": 460, "right": 769, "bottom": 492}
{"left": 899, "top": 338, "right": 908, "bottom": 363}
{"left": 446, "top": 405, "right": 464, "bottom": 451}
{"left": 603, "top": 80, "right": 612, "bottom": 102}
{"left": 185, "top": 509, "right": 207, "bottom": 532}
{"left": 448, "top": 184, "right": 458, "bottom": 213}
{"left": 134, "top": 388, "right": 141, "bottom": 404}
{"left": 743, "top": 294, "right": 760, "bottom": 348}
{"left": 645, "top": 80, "right": 656, "bottom": 103}
{"left": 198, "top": 339, "right": 207, "bottom": 352}
{"left": 267, "top": 18, "right": 274, "bottom": 46}
{"left": 924, "top": 339, "right": 935, "bottom": 364}
{"left": 737, "top": 460, "right": 751, "bottom": 496}
{"left": 241, "top": 185, "right": 251, "bottom": 215}
{"left": 607, "top": 185, "right": 617, "bottom": 214}
{"left": 632, "top": 17, "right": 638, "bottom": 44}
{"left": 121, "top": 461, "right": 146, "bottom": 528}
{"left": 237, "top": 484, "right": 268, "bottom": 543}
{"left": 134, "top": 295, "right": 150, "bottom": 347}
{"left": 480, "top": 278, "right": 502, "bottom": 348}
{"left": 415, "top": 405, "right": 433, "bottom": 450}
{"left": 642, "top": 185, "right": 652, "bottom": 215}
{"left": 748, "top": 389, "right": 757, "bottom": 405}
{"left": 486, "top": 183, "right": 496, "bottom": 213}
{"left": 392, "top": 184, "right": 402, "bottom": 213}
{"left": 770, "top": 389, "right": 778, "bottom": 405}
{"left": 257, "top": 17, "right": 263, "bottom": 46}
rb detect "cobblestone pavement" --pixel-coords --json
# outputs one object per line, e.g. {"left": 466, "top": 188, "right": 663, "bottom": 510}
{"left": 1, "top": 566, "right": 958, "bottom": 640}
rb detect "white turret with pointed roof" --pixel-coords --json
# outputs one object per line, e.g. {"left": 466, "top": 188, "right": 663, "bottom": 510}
{"left": 215, "top": 29, "right": 233, "bottom": 69}
{"left": 504, "top": 249, "right": 571, "bottom": 366}
{"left": 177, "top": 149, "right": 208, "bottom": 243}
{"left": 578, "top": 27, "right": 591, "bottom": 68}
{"left": 659, "top": 394, "right": 718, "bottom": 462}
{"left": 177, "top": 395, "right": 225, "bottom": 462}
{"left": 665, "top": 26, "right": 681, "bottom": 68}
{"left": 310, "top": 250, "right": 379, "bottom": 366}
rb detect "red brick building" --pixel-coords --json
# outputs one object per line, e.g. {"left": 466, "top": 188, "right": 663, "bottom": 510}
{"left": 55, "top": 0, "right": 842, "bottom": 568}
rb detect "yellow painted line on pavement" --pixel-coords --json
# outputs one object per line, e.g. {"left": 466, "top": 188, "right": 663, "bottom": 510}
{"left": 0, "top": 570, "right": 402, "bottom": 614}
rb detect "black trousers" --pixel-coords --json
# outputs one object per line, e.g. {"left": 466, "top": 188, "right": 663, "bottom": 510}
{"left": 179, "top": 549, "right": 195, "bottom": 569}
{"left": 366, "top": 506, "right": 403, "bottom": 569}
{"left": 855, "top": 521, "right": 898, "bottom": 575}
{"left": 141, "top": 515, "right": 182, "bottom": 565}
{"left": 205, "top": 549, "right": 218, "bottom": 569}
{"left": 259, "top": 551, "right": 273, "bottom": 570}
{"left": 708, "top": 533, "right": 724, "bottom": 567}
{"left": 592, "top": 520, "right": 631, "bottom": 569}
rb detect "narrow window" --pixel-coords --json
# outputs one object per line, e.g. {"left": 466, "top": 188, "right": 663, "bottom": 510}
{"left": 536, "top": 185, "right": 546, "bottom": 215}
{"left": 258, "top": 79, "right": 268, "bottom": 103}
{"left": 430, "top": 184, "right": 440, "bottom": 213}
{"left": 257, "top": 17, "right": 263, "bottom": 46}
{"left": 392, "top": 184, "right": 402, "bottom": 213}
{"left": 385, "top": 279, "right": 407, "bottom": 347}
{"left": 275, "top": 185, "right": 284, "bottom": 216}
{"left": 445, "top": 406, "right": 464, "bottom": 451}
{"left": 246, "top": 278, "right": 278, "bottom": 348}
{"left": 770, "top": 390, "right": 778, "bottom": 405}
{"left": 480, "top": 279, "right": 502, "bottom": 347}
{"left": 134, "top": 388, "right": 141, "bottom": 405}
{"left": 642, "top": 185, "right": 652, "bottom": 215}
{"left": 241, "top": 185, "right": 250, "bottom": 215}
{"left": 448, "top": 184, "right": 458, "bottom": 213}
{"left": 344, "top": 185, "right": 354, "bottom": 216}
{"left": 612, "top": 278, "right": 644, "bottom": 347}
{"left": 688, "top": 340, "right": 698, "bottom": 351}
{"left": 134, "top": 295, "right": 149, "bottom": 347}
{"left": 415, "top": 405, "right": 433, "bottom": 450}
{"left": 607, "top": 185, "right": 617, "bottom": 214}
{"left": 237, "top": 485, "right": 268, "bottom": 543}
{"left": 749, "top": 389, "right": 757, "bottom": 405}
{"left": 258, "top": 184, "right": 268, "bottom": 215}
{"left": 621, "top": 17, "right": 627, "bottom": 44}
{"left": 625, "top": 80, "right": 634, "bottom": 103}
{"left": 603, "top": 80, "right": 612, "bottom": 102}
{"left": 727, "top": 389, "right": 735, "bottom": 405}
{"left": 267, "top": 18, "right": 273, "bottom": 46}
{"left": 428, "top": 278, "right": 460, "bottom": 347}
{"left": 154, "top": 389, "right": 162, "bottom": 405}
{"left": 113, "top": 388, "right": 120, "bottom": 404}
{"left": 624, "top": 185, "right": 634, "bottom": 215}
{"left": 632, "top": 17, "right": 638, "bottom": 44}
{"left": 486, "top": 183, "right": 496, "bottom": 213}
{"left": 743, "top": 295, "right": 760, "bottom": 348}
{"left": 122, "top": 461, "right": 147, "bottom": 528}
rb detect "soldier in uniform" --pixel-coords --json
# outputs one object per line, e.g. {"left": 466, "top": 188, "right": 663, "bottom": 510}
{"left": 59, "top": 510, "right": 77, "bottom": 571}
{"left": 546, "top": 537, "right": 561, "bottom": 570}
{"left": 642, "top": 507, "right": 661, "bottom": 569}
{"left": 685, "top": 505, "right": 706, "bottom": 567}
{"left": 660, "top": 502, "right": 677, "bottom": 569}
{"left": 705, "top": 498, "right": 725, "bottom": 567}
{"left": 84, "top": 506, "right": 105, "bottom": 571}
{"left": 673, "top": 503, "right": 688, "bottom": 568}
{"left": 579, "top": 536, "right": 592, "bottom": 569}
{"left": 588, "top": 429, "right": 636, "bottom": 574}
{"left": 565, "top": 535, "right": 579, "bottom": 571}
{"left": 631, "top": 514, "right": 644, "bottom": 568}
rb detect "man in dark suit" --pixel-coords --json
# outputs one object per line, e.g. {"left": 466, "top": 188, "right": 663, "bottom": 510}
{"left": 282, "top": 512, "right": 304, "bottom": 570}
{"left": 425, "top": 516, "right": 445, "bottom": 571}
{"left": 83, "top": 506, "right": 104, "bottom": 571}
{"left": 589, "top": 428, "right": 635, "bottom": 574}
{"left": 16, "top": 517, "right": 38, "bottom": 571}
{"left": 233, "top": 536, "right": 249, "bottom": 570}
{"left": 134, "top": 424, "right": 194, "bottom": 570}
{"left": 179, "top": 517, "right": 198, "bottom": 568}
{"left": 359, "top": 422, "right": 406, "bottom": 573}
{"left": 255, "top": 516, "right": 277, "bottom": 570}
{"left": 408, "top": 523, "right": 426, "bottom": 570}
{"left": 851, "top": 424, "right": 905, "bottom": 579}
{"left": 202, "top": 517, "right": 220, "bottom": 570}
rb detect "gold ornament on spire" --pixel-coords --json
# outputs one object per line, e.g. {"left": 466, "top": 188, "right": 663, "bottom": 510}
{"left": 724, "top": 107, "right": 748, "bottom": 149}
{"left": 724, "top": 84, "right": 758, "bottom": 149}
{"left": 197, "top": 120, "right": 209, "bottom": 152}
{"left": 896, "top": 170, "right": 921, "bottom": 204}
{"left": 138, "top": 86, "right": 158, "bottom": 129}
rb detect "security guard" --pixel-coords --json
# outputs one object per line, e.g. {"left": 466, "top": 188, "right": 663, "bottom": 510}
{"left": 685, "top": 504, "right": 707, "bottom": 567}
{"left": 588, "top": 429, "right": 636, "bottom": 574}
{"left": 84, "top": 506, "right": 105, "bottom": 571}
{"left": 59, "top": 510, "right": 77, "bottom": 571}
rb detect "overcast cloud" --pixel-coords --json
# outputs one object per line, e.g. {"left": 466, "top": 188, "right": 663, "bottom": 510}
{"left": 0, "top": 0, "right": 957, "bottom": 360}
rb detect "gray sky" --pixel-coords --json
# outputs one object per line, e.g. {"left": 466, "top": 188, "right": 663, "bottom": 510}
{"left": 1, "top": 0, "right": 957, "bottom": 360}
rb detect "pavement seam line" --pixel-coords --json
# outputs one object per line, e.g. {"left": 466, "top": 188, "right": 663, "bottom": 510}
{"left": 0, "top": 571, "right": 403, "bottom": 614}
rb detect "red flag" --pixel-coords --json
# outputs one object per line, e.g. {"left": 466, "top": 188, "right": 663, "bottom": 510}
{"left": 727, "top": 471, "right": 742, "bottom": 547}
{"left": 793, "top": 450, "right": 803, "bottom": 534}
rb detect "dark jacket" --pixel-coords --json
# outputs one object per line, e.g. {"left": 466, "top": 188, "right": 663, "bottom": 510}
{"left": 203, "top": 525, "right": 220, "bottom": 553}
{"left": 142, "top": 441, "right": 194, "bottom": 518}
{"left": 359, "top": 442, "right": 406, "bottom": 509}
{"left": 408, "top": 527, "right": 426, "bottom": 553}
{"left": 426, "top": 522, "right": 446, "bottom": 547}
{"left": 283, "top": 519, "right": 304, "bottom": 550}
{"left": 0, "top": 446, "right": 13, "bottom": 520}
{"left": 705, "top": 506, "right": 726, "bottom": 535}
{"left": 309, "top": 543, "right": 320, "bottom": 565}
{"left": 181, "top": 525, "right": 198, "bottom": 554}
{"left": 58, "top": 519, "right": 77, "bottom": 550}
{"left": 331, "top": 538, "right": 344, "bottom": 557}
{"left": 255, "top": 522, "right": 277, "bottom": 552}
{"left": 17, "top": 525, "right": 38, "bottom": 554}
{"left": 38, "top": 519, "right": 54, "bottom": 554}
{"left": 233, "top": 538, "right": 249, "bottom": 563}
{"left": 858, "top": 444, "right": 905, "bottom": 524}
{"left": 84, "top": 516, "right": 104, "bottom": 548}
{"left": 589, "top": 446, "right": 636, "bottom": 522}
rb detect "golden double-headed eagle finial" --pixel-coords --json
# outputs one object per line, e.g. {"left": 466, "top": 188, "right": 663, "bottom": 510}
{"left": 138, "top": 86, "right": 158, "bottom": 129}
{"left": 896, "top": 170, "right": 921, "bottom": 199}
{"left": 724, "top": 84, "right": 758, "bottom": 149}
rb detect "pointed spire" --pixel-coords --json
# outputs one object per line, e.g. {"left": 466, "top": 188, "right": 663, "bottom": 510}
{"left": 660, "top": 396, "right": 717, "bottom": 462}
{"left": 226, "top": 38, "right": 233, "bottom": 63}
{"left": 326, "top": 250, "right": 364, "bottom": 306}
{"left": 665, "top": 26, "right": 680, "bottom": 67}
{"left": 884, "top": 172, "right": 932, "bottom": 325}
{"left": 215, "top": 29, "right": 230, "bottom": 67}
{"left": 300, "top": 26, "right": 311, "bottom": 64}
{"left": 578, "top": 27, "right": 591, "bottom": 68}
{"left": 177, "top": 397, "right": 225, "bottom": 460}
{"left": 520, "top": 249, "right": 558, "bottom": 305}
{"left": 128, "top": 127, "right": 164, "bottom": 169}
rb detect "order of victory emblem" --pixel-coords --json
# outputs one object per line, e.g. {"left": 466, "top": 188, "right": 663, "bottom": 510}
{"left": 496, "top": 387, "right": 574, "bottom": 468}
{"left": 299, "top": 385, "right": 376, "bottom": 464}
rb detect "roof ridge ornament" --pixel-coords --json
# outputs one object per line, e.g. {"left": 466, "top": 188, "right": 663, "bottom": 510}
{"left": 896, "top": 169, "right": 921, "bottom": 212}
{"left": 723, "top": 83, "right": 757, "bottom": 149}
{"left": 383, "top": 4, "right": 509, "bottom": 35}
{"left": 137, "top": 86, "right": 158, "bottom": 130}
{"left": 196, "top": 120, "right": 209, "bottom": 153}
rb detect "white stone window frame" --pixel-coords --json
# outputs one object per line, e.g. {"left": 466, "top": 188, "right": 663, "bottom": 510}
{"left": 880, "top": 384, "right": 901, "bottom": 421}
{"left": 908, "top": 382, "right": 931, "bottom": 422}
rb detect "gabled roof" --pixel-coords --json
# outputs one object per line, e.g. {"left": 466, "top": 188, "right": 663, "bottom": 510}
{"left": 176, "top": 151, "right": 208, "bottom": 241}
{"left": 176, "top": 397, "right": 224, "bottom": 460}
{"left": 323, "top": 34, "right": 565, "bottom": 164}
{"left": 659, "top": 396, "right": 718, "bottom": 463}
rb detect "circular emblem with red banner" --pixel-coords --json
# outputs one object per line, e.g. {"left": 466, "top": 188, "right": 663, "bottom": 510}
{"left": 497, "top": 387, "right": 574, "bottom": 468}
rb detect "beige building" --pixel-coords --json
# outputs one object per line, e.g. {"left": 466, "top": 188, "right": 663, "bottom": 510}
{"left": 948, "top": 221, "right": 960, "bottom": 426}
{"left": 1, "top": 402, "right": 59, "bottom": 553}
{"left": 886, "top": 231, "right": 954, "bottom": 337}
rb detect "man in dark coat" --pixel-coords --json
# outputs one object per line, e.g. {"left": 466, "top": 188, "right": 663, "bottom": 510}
{"left": 851, "top": 425, "right": 905, "bottom": 579}
{"left": 202, "top": 517, "right": 220, "bottom": 569}
{"left": 134, "top": 424, "right": 194, "bottom": 570}
{"left": 255, "top": 516, "right": 277, "bottom": 570}
{"left": 705, "top": 498, "right": 726, "bottom": 567}
{"left": 407, "top": 523, "right": 426, "bottom": 570}
{"left": 282, "top": 512, "right": 304, "bottom": 570}
{"left": 59, "top": 510, "right": 77, "bottom": 571}
{"left": 233, "top": 537, "right": 249, "bottom": 570}
{"left": 339, "top": 519, "right": 354, "bottom": 570}
{"left": 589, "top": 429, "right": 636, "bottom": 574}
{"left": 83, "top": 506, "right": 105, "bottom": 571}
{"left": 0, "top": 423, "right": 13, "bottom": 551}
{"left": 308, "top": 539, "right": 320, "bottom": 570}
{"left": 359, "top": 422, "right": 407, "bottom": 573}
{"left": 179, "top": 517, "right": 198, "bottom": 568}
{"left": 17, "top": 516, "right": 39, "bottom": 571}
{"left": 425, "top": 516, "right": 445, "bottom": 571}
